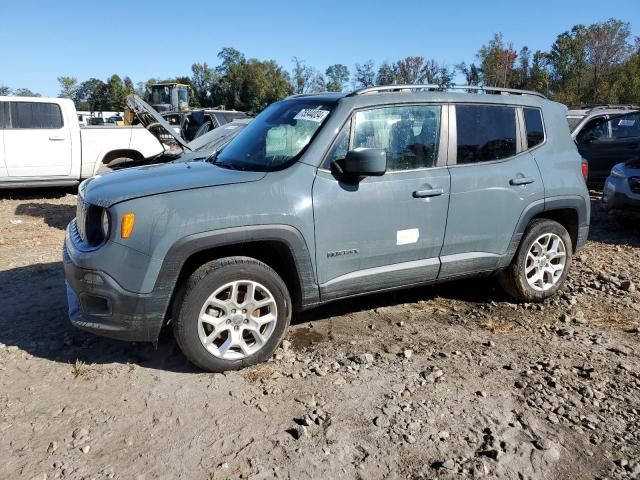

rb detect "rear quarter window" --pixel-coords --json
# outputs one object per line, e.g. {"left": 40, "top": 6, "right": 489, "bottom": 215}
{"left": 524, "top": 108, "right": 545, "bottom": 148}
{"left": 456, "top": 104, "right": 517, "bottom": 164}
{"left": 9, "top": 102, "right": 64, "bottom": 129}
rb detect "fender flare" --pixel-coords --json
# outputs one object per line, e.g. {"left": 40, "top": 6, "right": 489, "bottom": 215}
{"left": 497, "top": 195, "right": 590, "bottom": 268}
{"left": 151, "top": 225, "right": 320, "bottom": 318}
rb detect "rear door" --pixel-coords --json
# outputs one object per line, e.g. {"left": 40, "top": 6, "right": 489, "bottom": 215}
{"left": 4, "top": 101, "right": 72, "bottom": 177}
{"left": 312, "top": 103, "right": 450, "bottom": 300}
{"left": 440, "top": 103, "right": 544, "bottom": 278}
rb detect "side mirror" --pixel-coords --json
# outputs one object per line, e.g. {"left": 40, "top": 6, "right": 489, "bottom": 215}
{"left": 339, "top": 148, "right": 387, "bottom": 177}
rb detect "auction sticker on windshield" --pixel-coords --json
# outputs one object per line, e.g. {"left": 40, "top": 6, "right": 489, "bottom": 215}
{"left": 294, "top": 109, "right": 330, "bottom": 123}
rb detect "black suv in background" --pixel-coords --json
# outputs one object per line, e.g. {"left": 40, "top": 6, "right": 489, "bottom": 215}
{"left": 570, "top": 105, "right": 640, "bottom": 187}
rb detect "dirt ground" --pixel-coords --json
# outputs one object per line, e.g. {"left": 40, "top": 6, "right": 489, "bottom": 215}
{"left": 0, "top": 188, "right": 639, "bottom": 480}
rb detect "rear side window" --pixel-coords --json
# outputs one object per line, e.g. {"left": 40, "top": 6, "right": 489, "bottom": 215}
{"left": 456, "top": 105, "right": 516, "bottom": 164}
{"left": 9, "top": 102, "right": 64, "bottom": 129}
{"left": 524, "top": 108, "right": 545, "bottom": 148}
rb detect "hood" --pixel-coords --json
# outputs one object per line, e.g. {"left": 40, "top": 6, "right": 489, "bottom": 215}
{"left": 126, "top": 94, "right": 191, "bottom": 151}
{"left": 81, "top": 161, "right": 266, "bottom": 207}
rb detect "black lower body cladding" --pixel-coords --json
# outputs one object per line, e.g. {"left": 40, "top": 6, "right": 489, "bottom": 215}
{"left": 63, "top": 243, "right": 165, "bottom": 342}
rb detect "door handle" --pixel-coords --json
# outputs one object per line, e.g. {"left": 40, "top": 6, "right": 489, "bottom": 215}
{"left": 413, "top": 188, "right": 444, "bottom": 198}
{"left": 509, "top": 176, "right": 535, "bottom": 186}
{"left": 49, "top": 136, "right": 65, "bottom": 141}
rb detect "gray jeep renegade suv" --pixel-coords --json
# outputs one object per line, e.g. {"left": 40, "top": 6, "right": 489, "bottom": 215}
{"left": 64, "top": 85, "right": 590, "bottom": 372}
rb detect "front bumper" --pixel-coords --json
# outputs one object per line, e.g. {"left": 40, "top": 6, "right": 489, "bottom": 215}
{"left": 602, "top": 176, "right": 640, "bottom": 211}
{"left": 63, "top": 240, "right": 166, "bottom": 342}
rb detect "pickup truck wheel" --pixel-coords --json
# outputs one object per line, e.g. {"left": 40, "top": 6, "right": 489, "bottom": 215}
{"left": 498, "top": 219, "right": 572, "bottom": 302}
{"left": 173, "top": 257, "right": 291, "bottom": 372}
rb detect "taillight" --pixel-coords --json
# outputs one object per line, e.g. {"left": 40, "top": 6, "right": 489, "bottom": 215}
{"left": 581, "top": 159, "right": 588, "bottom": 181}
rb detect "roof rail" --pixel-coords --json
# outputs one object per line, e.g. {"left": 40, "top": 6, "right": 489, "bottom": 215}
{"left": 588, "top": 104, "right": 640, "bottom": 111}
{"left": 447, "top": 85, "right": 547, "bottom": 99}
{"left": 284, "top": 92, "right": 346, "bottom": 100}
{"left": 346, "top": 84, "right": 547, "bottom": 99}
{"left": 347, "top": 84, "right": 441, "bottom": 96}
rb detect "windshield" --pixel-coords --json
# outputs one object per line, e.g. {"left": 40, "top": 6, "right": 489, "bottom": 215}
{"left": 215, "top": 100, "right": 334, "bottom": 171}
{"left": 151, "top": 87, "right": 171, "bottom": 105}
{"left": 566, "top": 116, "right": 583, "bottom": 132}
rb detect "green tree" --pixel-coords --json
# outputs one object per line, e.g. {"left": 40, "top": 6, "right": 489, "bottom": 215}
{"left": 211, "top": 48, "right": 291, "bottom": 111}
{"left": 610, "top": 50, "right": 640, "bottom": 104}
{"left": 14, "top": 88, "right": 40, "bottom": 97}
{"left": 477, "top": 33, "right": 518, "bottom": 87}
{"left": 290, "top": 57, "right": 315, "bottom": 94}
{"left": 191, "top": 62, "right": 217, "bottom": 107}
{"left": 325, "top": 64, "right": 349, "bottom": 92}
{"left": 106, "top": 74, "right": 126, "bottom": 110}
{"left": 57, "top": 76, "right": 77, "bottom": 98}
{"left": 548, "top": 19, "right": 634, "bottom": 105}
{"left": 456, "top": 62, "right": 481, "bottom": 86}
{"left": 311, "top": 73, "right": 326, "bottom": 93}
{"left": 73, "top": 78, "right": 107, "bottom": 111}
{"left": 548, "top": 25, "right": 589, "bottom": 104}
{"left": 376, "top": 62, "right": 397, "bottom": 85}
{"left": 394, "top": 56, "right": 426, "bottom": 84}
{"left": 0, "top": 85, "right": 11, "bottom": 96}
{"left": 123, "top": 76, "right": 135, "bottom": 96}
{"left": 583, "top": 19, "right": 633, "bottom": 103}
{"left": 353, "top": 60, "right": 375, "bottom": 89}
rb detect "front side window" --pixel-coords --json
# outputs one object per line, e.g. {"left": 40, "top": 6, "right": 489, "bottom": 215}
{"left": 456, "top": 105, "right": 516, "bottom": 164}
{"left": 324, "top": 120, "right": 350, "bottom": 167}
{"left": 352, "top": 105, "right": 441, "bottom": 171}
{"left": 9, "top": 102, "right": 63, "bottom": 129}
{"left": 524, "top": 108, "right": 545, "bottom": 148}
{"left": 611, "top": 113, "right": 640, "bottom": 139}
{"left": 215, "top": 100, "right": 334, "bottom": 171}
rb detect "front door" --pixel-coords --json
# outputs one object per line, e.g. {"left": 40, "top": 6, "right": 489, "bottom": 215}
{"left": 441, "top": 104, "right": 545, "bottom": 277}
{"left": 4, "top": 101, "right": 72, "bottom": 177}
{"left": 312, "top": 104, "right": 450, "bottom": 301}
{"left": 577, "top": 112, "right": 640, "bottom": 185}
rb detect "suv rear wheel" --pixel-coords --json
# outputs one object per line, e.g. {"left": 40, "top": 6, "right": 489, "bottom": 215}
{"left": 173, "top": 257, "right": 291, "bottom": 372}
{"left": 498, "top": 219, "right": 572, "bottom": 302}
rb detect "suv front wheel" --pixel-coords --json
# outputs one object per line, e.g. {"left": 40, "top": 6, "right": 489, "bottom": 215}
{"left": 498, "top": 219, "right": 573, "bottom": 302}
{"left": 173, "top": 257, "right": 291, "bottom": 372}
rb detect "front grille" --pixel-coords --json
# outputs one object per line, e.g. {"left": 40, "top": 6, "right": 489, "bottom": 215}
{"left": 630, "top": 177, "right": 640, "bottom": 194}
{"left": 76, "top": 195, "right": 89, "bottom": 242}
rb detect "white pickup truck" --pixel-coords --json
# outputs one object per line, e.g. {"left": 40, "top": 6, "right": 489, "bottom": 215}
{"left": 0, "top": 96, "right": 164, "bottom": 188}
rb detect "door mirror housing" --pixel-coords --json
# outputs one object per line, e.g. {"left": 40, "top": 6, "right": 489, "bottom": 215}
{"left": 339, "top": 148, "right": 387, "bottom": 177}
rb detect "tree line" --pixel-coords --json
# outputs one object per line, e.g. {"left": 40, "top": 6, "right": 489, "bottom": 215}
{"left": 1, "top": 18, "right": 638, "bottom": 112}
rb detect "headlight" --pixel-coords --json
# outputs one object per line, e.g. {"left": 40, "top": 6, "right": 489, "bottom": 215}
{"left": 101, "top": 209, "right": 111, "bottom": 239}
{"left": 610, "top": 166, "right": 626, "bottom": 179}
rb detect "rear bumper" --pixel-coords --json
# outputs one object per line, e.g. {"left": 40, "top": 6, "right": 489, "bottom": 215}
{"left": 63, "top": 240, "right": 165, "bottom": 342}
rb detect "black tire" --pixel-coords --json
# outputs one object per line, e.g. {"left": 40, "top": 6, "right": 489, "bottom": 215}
{"left": 96, "top": 157, "right": 133, "bottom": 174}
{"left": 173, "top": 256, "right": 291, "bottom": 372}
{"left": 497, "top": 219, "right": 572, "bottom": 302}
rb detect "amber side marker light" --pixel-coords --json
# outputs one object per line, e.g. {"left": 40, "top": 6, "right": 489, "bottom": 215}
{"left": 121, "top": 213, "right": 136, "bottom": 239}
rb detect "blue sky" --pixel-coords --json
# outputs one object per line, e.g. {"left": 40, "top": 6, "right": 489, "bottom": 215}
{"left": 1, "top": 0, "right": 638, "bottom": 97}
